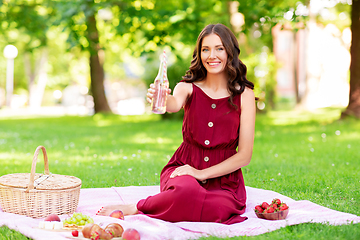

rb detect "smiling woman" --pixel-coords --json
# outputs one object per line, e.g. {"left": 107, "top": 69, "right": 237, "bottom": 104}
{"left": 99, "top": 24, "right": 257, "bottom": 224}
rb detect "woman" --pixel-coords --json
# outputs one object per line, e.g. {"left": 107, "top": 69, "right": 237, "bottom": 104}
{"left": 99, "top": 23, "right": 256, "bottom": 224}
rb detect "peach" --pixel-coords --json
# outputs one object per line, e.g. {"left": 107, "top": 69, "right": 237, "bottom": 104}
{"left": 122, "top": 228, "right": 140, "bottom": 240}
{"left": 109, "top": 210, "right": 125, "bottom": 220}
{"left": 44, "top": 214, "right": 60, "bottom": 222}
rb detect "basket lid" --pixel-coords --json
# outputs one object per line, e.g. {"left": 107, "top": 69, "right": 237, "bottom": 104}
{"left": 0, "top": 173, "right": 81, "bottom": 190}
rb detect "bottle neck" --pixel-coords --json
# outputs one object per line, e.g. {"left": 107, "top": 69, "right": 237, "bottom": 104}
{"left": 156, "top": 60, "right": 167, "bottom": 82}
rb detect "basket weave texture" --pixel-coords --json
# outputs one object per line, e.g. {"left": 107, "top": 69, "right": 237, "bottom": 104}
{"left": 0, "top": 146, "right": 81, "bottom": 218}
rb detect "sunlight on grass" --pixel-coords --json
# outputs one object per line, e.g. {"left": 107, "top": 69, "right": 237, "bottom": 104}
{"left": 1, "top": 110, "right": 359, "bottom": 239}
{"left": 130, "top": 132, "right": 175, "bottom": 145}
{"left": 268, "top": 108, "right": 342, "bottom": 125}
{"left": 92, "top": 113, "right": 160, "bottom": 127}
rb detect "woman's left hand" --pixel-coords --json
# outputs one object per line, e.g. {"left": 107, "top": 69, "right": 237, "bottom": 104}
{"left": 170, "top": 164, "right": 205, "bottom": 181}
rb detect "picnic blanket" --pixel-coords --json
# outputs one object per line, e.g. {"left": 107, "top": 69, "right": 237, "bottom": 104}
{"left": 1, "top": 186, "right": 359, "bottom": 240}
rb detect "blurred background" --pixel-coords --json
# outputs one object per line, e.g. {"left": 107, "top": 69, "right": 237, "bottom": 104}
{"left": 0, "top": 0, "right": 358, "bottom": 118}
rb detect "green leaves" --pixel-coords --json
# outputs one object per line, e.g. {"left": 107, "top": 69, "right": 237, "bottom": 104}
{"left": 0, "top": 1, "right": 50, "bottom": 49}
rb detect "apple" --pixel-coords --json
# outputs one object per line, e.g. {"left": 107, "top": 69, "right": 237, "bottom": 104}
{"left": 44, "top": 214, "right": 60, "bottom": 222}
{"left": 122, "top": 228, "right": 140, "bottom": 240}
{"left": 109, "top": 210, "right": 125, "bottom": 220}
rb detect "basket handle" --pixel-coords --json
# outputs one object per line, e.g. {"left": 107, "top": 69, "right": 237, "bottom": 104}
{"left": 27, "top": 146, "right": 50, "bottom": 191}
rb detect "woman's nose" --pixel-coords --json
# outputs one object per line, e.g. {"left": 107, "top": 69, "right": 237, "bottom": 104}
{"left": 210, "top": 49, "right": 216, "bottom": 58}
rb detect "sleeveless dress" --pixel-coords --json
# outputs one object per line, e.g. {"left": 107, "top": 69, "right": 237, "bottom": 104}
{"left": 137, "top": 83, "right": 247, "bottom": 224}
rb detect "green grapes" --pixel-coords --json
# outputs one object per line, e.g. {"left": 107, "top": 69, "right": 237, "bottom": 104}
{"left": 63, "top": 212, "right": 94, "bottom": 226}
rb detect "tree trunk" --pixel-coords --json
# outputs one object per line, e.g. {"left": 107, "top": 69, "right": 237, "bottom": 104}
{"left": 86, "top": 11, "right": 112, "bottom": 114}
{"left": 24, "top": 49, "right": 48, "bottom": 109}
{"left": 342, "top": 0, "right": 360, "bottom": 118}
{"left": 23, "top": 52, "right": 36, "bottom": 106}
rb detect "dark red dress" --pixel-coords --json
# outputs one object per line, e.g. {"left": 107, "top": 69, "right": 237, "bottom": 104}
{"left": 137, "top": 83, "right": 247, "bottom": 224}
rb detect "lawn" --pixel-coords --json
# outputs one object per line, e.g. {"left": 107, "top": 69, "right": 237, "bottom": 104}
{"left": 0, "top": 108, "right": 359, "bottom": 239}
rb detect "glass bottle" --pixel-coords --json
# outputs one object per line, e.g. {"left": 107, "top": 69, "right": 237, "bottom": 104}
{"left": 151, "top": 52, "right": 169, "bottom": 114}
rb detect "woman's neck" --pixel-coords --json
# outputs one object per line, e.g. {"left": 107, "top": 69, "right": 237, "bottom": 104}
{"left": 196, "top": 73, "right": 230, "bottom": 98}
{"left": 202, "top": 72, "right": 228, "bottom": 90}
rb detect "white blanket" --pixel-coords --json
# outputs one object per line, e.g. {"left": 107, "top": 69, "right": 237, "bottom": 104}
{"left": 1, "top": 186, "right": 359, "bottom": 240}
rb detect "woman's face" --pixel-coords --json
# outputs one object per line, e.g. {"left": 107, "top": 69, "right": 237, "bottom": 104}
{"left": 200, "top": 33, "right": 228, "bottom": 76}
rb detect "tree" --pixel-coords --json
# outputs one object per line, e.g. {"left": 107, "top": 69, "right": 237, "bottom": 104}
{"left": 236, "top": 0, "right": 307, "bottom": 46}
{"left": 49, "top": 0, "right": 112, "bottom": 113}
{"left": 85, "top": 3, "right": 112, "bottom": 113}
{"left": 48, "top": 0, "right": 231, "bottom": 114}
{"left": 0, "top": 1, "right": 51, "bottom": 108}
{"left": 342, "top": 0, "right": 360, "bottom": 118}
{"left": 234, "top": 0, "right": 307, "bottom": 109}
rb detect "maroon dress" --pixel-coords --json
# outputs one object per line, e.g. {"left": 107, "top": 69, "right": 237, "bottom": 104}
{"left": 137, "top": 83, "right": 247, "bottom": 224}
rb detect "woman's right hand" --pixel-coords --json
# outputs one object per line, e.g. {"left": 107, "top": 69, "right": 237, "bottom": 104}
{"left": 146, "top": 83, "right": 156, "bottom": 104}
{"left": 146, "top": 84, "right": 171, "bottom": 104}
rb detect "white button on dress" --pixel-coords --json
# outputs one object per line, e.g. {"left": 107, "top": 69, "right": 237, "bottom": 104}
{"left": 204, "top": 156, "right": 209, "bottom": 162}
{"left": 208, "top": 122, "right": 213, "bottom": 127}
{"left": 211, "top": 104, "right": 216, "bottom": 109}
{"left": 204, "top": 140, "right": 210, "bottom": 145}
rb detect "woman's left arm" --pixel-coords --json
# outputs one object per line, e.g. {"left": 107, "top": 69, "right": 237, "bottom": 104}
{"left": 170, "top": 87, "right": 256, "bottom": 181}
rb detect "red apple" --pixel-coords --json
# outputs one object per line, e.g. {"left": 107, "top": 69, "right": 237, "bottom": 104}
{"left": 109, "top": 210, "right": 125, "bottom": 220}
{"left": 122, "top": 228, "right": 140, "bottom": 240}
{"left": 44, "top": 214, "right": 60, "bottom": 222}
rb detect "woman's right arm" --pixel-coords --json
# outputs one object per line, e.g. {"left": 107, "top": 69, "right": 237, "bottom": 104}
{"left": 166, "top": 82, "right": 192, "bottom": 112}
{"left": 147, "top": 82, "right": 193, "bottom": 113}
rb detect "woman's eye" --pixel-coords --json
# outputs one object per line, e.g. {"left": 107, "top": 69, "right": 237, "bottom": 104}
{"left": 217, "top": 47, "right": 224, "bottom": 51}
{"left": 202, "top": 48, "right": 209, "bottom": 52}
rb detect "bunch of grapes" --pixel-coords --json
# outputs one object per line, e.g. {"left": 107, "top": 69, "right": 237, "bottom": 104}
{"left": 63, "top": 212, "right": 94, "bottom": 226}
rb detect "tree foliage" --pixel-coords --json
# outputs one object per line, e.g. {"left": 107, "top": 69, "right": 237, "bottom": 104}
{"left": 1, "top": 0, "right": 358, "bottom": 117}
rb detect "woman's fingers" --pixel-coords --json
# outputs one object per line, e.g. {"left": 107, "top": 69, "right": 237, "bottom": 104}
{"left": 146, "top": 84, "right": 171, "bottom": 104}
{"left": 146, "top": 92, "right": 153, "bottom": 104}
{"left": 170, "top": 165, "right": 192, "bottom": 178}
{"left": 146, "top": 85, "right": 156, "bottom": 103}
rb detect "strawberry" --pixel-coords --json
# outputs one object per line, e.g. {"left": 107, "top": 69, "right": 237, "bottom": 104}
{"left": 279, "top": 203, "right": 289, "bottom": 211}
{"left": 106, "top": 230, "right": 114, "bottom": 237}
{"left": 272, "top": 203, "right": 278, "bottom": 210}
{"left": 90, "top": 232, "right": 100, "bottom": 240}
{"left": 272, "top": 198, "right": 281, "bottom": 206}
{"left": 261, "top": 202, "right": 270, "bottom": 209}
{"left": 71, "top": 230, "right": 79, "bottom": 237}
{"left": 254, "top": 205, "right": 264, "bottom": 213}
{"left": 266, "top": 206, "right": 275, "bottom": 213}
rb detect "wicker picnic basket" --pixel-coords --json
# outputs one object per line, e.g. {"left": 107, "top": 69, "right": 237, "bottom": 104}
{"left": 0, "top": 146, "right": 81, "bottom": 218}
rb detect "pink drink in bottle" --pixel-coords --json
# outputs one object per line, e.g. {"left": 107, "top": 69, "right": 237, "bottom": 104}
{"left": 151, "top": 51, "right": 169, "bottom": 114}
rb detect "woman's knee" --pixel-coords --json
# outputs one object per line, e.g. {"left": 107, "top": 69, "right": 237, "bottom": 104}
{"left": 167, "top": 175, "right": 202, "bottom": 197}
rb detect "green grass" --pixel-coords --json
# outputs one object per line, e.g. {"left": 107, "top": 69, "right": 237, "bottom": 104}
{"left": 0, "top": 108, "right": 359, "bottom": 239}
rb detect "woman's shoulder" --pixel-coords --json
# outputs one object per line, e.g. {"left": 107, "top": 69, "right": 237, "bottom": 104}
{"left": 234, "top": 84, "right": 254, "bottom": 98}
{"left": 242, "top": 86, "right": 254, "bottom": 97}
{"left": 175, "top": 81, "right": 193, "bottom": 94}
{"left": 241, "top": 87, "right": 255, "bottom": 107}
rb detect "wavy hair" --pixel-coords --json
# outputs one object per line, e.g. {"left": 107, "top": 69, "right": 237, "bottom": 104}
{"left": 182, "top": 23, "right": 255, "bottom": 109}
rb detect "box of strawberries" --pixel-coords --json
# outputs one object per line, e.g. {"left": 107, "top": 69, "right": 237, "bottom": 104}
{"left": 254, "top": 198, "right": 289, "bottom": 220}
